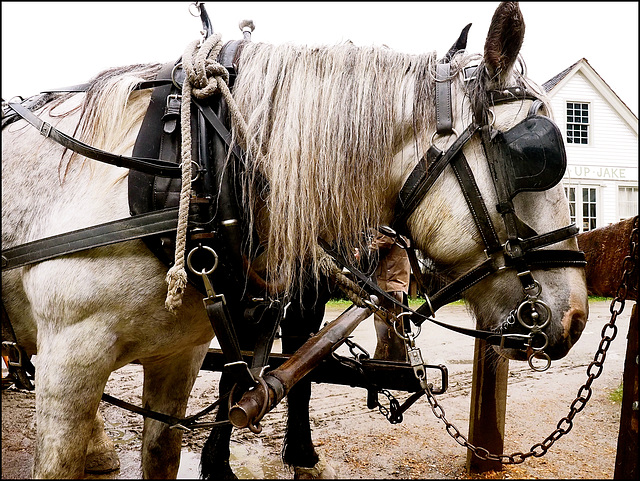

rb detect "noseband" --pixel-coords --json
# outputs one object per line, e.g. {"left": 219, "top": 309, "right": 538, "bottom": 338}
{"left": 375, "top": 66, "right": 586, "bottom": 370}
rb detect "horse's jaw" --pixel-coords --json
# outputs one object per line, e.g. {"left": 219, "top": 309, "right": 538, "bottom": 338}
{"left": 466, "top": 266, "right": 589, "bottom": 363}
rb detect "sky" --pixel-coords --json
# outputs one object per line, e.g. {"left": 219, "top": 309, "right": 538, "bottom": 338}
{"left": 2, "top": 2, "right": 638, "bottom": 116}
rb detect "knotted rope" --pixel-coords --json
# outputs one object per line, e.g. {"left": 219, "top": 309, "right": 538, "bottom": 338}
{"left": 317, "top": 248, "right": 371, "bottom": 308}
{"left": 165, "top": 33, "right": 250, "bottom": 311}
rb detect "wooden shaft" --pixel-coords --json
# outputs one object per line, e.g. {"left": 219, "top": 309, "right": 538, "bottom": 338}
{"left": 228, "top": 299, "right": 377, "bottom": 429}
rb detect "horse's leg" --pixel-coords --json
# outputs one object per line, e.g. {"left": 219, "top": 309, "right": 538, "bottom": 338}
{"left": 281, "top": 278, "right": 336, "bottom": 479}
{"left": 200, "top": 371, "right": 236, "bottom": 480}
{"left": 85, "top": 410, "right": 120, "bottom": 473}
{"left": 32, "top": 328, "right": 114, "bottom": 478}
{"left": 139, "top": 342, "right": 209, "bottom": 479}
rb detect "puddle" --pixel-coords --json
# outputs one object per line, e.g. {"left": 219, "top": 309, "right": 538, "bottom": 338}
{"left": 177, "top": 443, "right": 284, "bottom": 479}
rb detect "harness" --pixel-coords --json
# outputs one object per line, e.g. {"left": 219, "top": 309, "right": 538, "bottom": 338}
{"left": 2, "top": 8, "right": 586, "bottom": 431}
{"left": 320, "top": 66, "right": 586, "bottom": 371}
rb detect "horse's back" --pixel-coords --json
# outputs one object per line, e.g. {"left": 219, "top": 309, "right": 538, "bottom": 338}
{"left": 1, "top": 92, "right": 213, "bottom": 363}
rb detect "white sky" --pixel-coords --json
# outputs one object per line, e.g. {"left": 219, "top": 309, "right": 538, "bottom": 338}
{"left": 2, "top": 2, "right": 638, "bottom": 116}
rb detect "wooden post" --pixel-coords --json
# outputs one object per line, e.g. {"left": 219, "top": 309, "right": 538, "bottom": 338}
{"left": 614, "top": 303, "right": 638, "bottom": 479}
{"left": 466, "top": 337, "right": 509, "bottom": 473}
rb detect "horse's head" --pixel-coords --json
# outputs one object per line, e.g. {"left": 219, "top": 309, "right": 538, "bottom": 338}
{"left": 396, "top": 2, "right": 588, "bottom": 364}
{"left": 233, "top": 2, "right": 587, "bottom": 366}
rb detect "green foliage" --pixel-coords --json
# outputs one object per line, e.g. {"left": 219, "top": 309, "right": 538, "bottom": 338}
{"left": 609, "top": 383, "right": 624, "bottom": 403}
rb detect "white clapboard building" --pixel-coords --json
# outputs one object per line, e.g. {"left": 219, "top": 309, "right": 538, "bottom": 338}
{"left": 543, "top": 58, "right": 638, "bottom": 232}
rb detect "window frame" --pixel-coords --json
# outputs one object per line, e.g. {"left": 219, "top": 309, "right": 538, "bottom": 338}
{"left": 617, "top": 185, "right": 639, "bottom": 221}
{"left": 566, "top": 101, "right": 590, "bottom": 145}
{"left": 564, "top": 183, "right": 600, "bottom": 233}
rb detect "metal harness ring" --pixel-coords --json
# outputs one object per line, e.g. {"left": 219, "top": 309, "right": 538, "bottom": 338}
{"left": 187, "top": 245, "right": 219, "bottom": 276}
{"left": 429, "top": 128, "right": 459, "bottom": 149}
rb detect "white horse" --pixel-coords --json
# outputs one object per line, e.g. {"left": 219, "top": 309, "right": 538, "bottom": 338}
{"left": 2, "top": 2, "right": 588, "bottom": 478}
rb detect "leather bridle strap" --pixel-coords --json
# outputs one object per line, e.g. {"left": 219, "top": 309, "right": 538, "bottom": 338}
{"left": 393, "top": 124, "right": 479, "bottom": 230}
{"left": 318, "top": 239, "right": 540, "bottom": 350}
{"left": 435, "top": 62, "right": 453, "bottom": 135}
{"left": 449, "top": 151, "right": 502, "bottom": 253}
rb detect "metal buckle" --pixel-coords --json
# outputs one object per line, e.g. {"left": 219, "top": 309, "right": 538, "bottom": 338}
{"left": 171, "top": 62, "right": 184, "bottom": 90}
{"left": 2, "top": 341, "right": 22, "bottom": 367}
{"left": 39, "top": 122, "right": 52, "bottom": 138}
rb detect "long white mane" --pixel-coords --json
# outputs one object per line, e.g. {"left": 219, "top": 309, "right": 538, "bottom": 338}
{"left": 233, "top": 42, "right": 447, "bottom": 292}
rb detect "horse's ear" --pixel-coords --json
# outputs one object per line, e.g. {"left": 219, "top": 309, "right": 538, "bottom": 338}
{"left": 443, "top": 23, "right": 472, "bottom": 62}
{"left": 484, "top": 2, "right": 525, "bottom": 82}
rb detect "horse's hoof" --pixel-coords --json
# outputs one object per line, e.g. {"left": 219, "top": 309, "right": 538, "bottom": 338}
{"left": 85, "top": 439, "right": 120, "bottom": 474}
{"left": 293, "top": 455, "right": 336, "bottom": 479}
{"left": 85, "top": 451, "right": 120, "bottom": 474}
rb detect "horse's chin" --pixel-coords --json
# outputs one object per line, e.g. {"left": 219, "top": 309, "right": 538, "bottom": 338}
{"left": 493, "top": 341, "right": 575, "bottom": 362}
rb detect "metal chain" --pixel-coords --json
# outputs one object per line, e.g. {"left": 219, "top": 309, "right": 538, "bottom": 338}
{"left": 423, "top": 217, "right": 638, "bottom": 464}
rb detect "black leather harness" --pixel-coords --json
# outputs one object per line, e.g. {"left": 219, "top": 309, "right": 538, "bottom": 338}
{"left": 2, "top": 33, "right": 587, "bottom": 393}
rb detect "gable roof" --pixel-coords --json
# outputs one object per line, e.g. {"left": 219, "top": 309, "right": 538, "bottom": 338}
{"left": 543, "top": 58, "right": 638, "bottom": 135}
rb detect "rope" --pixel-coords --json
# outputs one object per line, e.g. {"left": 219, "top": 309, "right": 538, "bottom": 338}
{"left": 165, "top": 33, "right": 249, "bottom": 311}
{"left": 317, "top": 249, "right": 370, "bottom": 308}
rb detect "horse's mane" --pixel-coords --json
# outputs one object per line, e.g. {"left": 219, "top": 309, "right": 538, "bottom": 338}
{"left": 33, "top": 41, "right": 546, "bottom": 297}
{"left": 233, "top": 42, "right": 445, "bottom": 292}
{"left": 39, "top": 63, "right": 162, "bottom": 180}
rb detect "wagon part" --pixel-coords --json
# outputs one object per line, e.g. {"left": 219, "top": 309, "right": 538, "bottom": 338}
{"left": 202, "top": 349, "right": 448, "bottom": 394}
{"left": 228, "top": 299, "right": 378, "bottom": 430}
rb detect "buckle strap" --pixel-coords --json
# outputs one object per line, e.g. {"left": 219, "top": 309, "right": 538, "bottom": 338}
{"left": 5, "top": 101, "right": 182, "bottom": 178}
{"left": 520, "top": 224, "right": 580, "bottom": 252}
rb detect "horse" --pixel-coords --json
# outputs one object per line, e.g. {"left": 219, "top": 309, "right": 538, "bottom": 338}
{"left": 577, "top": 216, "right": 638, "bottom": 300}
{"left": 2, "top": 2, "right": 588, "bottom": 478}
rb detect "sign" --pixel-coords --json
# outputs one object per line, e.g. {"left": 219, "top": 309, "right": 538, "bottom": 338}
{"left": 565, "top": 165, "right": 638, "bottom": 181}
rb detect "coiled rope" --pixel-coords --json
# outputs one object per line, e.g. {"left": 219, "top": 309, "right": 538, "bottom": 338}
{"left": 165, "top": 33, "right": 249, "bottom": 311}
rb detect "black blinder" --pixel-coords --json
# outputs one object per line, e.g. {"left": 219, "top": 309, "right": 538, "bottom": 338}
{"left": 499, "top": 115, "right": 567, "bottom": 199}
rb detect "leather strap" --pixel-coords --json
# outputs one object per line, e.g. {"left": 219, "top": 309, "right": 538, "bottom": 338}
{"left": 435, "top": 62, "right": 453, "bottom": 135}
{"left": 450, "top": 152, "right": 502, "bottom": 253}
{"left": 393, "top": 124, "right": 479, "bottom": 231}
{"left": 1, "top": 208, "right": 179, "bottom": 271}
{"left": 5, "top": 101, "right": 182, "bottom": 178}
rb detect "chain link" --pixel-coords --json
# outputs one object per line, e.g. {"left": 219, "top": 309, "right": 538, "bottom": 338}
{"left": 423, "top": 217, "right": 638, "bottom": 464}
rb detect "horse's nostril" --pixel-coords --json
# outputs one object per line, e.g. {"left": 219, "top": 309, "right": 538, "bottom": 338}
{"left": 567, "top": 308, "right": 587, "bottom": 344}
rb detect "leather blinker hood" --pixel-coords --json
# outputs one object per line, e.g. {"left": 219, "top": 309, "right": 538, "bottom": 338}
{"left": 498, "top": 114, "right": 567, "bottom": 199}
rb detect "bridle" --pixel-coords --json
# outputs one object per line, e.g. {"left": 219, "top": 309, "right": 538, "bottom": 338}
{"left": 327, "top": 63, "right": 587, "bottom": 371}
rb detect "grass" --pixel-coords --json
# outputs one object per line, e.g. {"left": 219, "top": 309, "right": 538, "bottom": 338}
{"left": 609, "top": 384, "right": 624, "bottom": 403}
{"left": 326, "top": 296, "right": 465, "bottom": 310}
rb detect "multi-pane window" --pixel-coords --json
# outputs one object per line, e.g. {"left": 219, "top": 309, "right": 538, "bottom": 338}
{"left": 566, "top": 102, "right": 589, "bottom": 144}
{"left": 564, "top": 185, "right": 598, "bottom": 232}
{"left": 582, "top": 187, "right": 597, "bottom": 231}
{"left": 618, "top": 186, "right": 638, "bottom": 220}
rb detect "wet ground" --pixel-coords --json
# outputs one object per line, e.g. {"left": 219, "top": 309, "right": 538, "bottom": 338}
{"left": 2, "top": 299, "right": 633, "bottom": 479}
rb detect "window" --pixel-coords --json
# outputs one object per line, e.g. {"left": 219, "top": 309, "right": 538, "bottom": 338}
{"left": 618, "top": 186, "right": 638, "bottom": 220}
{"left": 566, "top": 102, "right": 589, "bottom": 144}
{"left": 582, "top": 187, "right": 597, "bottom": 231}
{"left": 564, "top": 185, "right": 598, "bottom": 232}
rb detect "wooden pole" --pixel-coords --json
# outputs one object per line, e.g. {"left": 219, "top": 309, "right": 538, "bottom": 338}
{"left": 466, "top": 337, "right": 509, "bottom": 473}
{"left": 614, "top": 302, "right": 638, "bottom": 479}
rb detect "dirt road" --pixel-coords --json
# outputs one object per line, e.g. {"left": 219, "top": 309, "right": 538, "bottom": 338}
{"left": 2, "top": 299, "right": 632, "bottom": 479}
